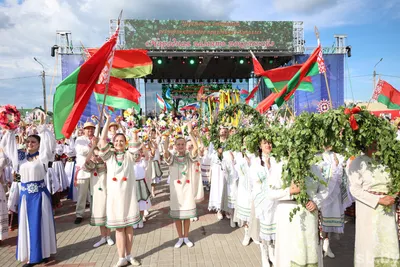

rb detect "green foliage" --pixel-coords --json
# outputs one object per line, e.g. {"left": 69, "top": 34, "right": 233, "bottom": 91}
{"left": 210, "top": 103, "right": 265, "bottom": 150}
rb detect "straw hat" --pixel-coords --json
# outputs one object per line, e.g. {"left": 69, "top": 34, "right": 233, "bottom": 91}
{"left": 109, "top": 122, "right": 119, "bottom": 129}
{"left": 83, "top": 122, "right": 95, "bottom": 129}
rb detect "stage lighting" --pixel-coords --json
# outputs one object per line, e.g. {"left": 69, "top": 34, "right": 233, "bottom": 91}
{"left": 189, "top": 59, "right": 195, "bottom": 65}
{"left": 269, "top": 59, "right": 274, "bottom": 64}
{"left": 239, "top": 59, "right": 245, "bottom": 64}
{"left": 157, "top": 59, "right": 163, "bottom": 64}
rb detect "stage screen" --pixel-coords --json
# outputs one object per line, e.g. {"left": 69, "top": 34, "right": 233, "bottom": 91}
{"left": 124, "top": 20, "right": 294, "bottom": 52}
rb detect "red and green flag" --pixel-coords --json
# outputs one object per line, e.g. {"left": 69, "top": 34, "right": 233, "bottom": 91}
{"left": 94, "top": 76, "right": 141, "bottom": 112}
{"left": 256, "top": 45, "right": 324, "bottom": 113}
{"left": 374, "top": 79, "right": 400, "bottom": 109}
{"left": 88, "top": 49, "right": 153, "bottom": 78}
{"left": 263, "top": 64, "right": 315, "bottom": 93}
{"left": 53, "top": 26, "right": 119, "bottom": 139}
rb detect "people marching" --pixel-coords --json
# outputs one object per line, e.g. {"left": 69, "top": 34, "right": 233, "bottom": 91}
{"left": 0, "top": 103, "right": 399, "bottom": 267}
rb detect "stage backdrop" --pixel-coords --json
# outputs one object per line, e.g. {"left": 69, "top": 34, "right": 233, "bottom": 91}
{"left": 124, "top": 20, "right": 294, "bottom": 52}
{"left": 294, "top": 54, "right": 344, "bottom": 114}
{"left": 60, "top": 54, "right": 121, "bottom": 125}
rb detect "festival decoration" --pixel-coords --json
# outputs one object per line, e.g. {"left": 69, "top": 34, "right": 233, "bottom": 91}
{"left": 0, "top": 105, "right": 21, "bottom": 130}
{"left": 272, "top": 107, "right": 400, "bottom": 220}
{"left": 210, "top": 103, "right": 265, "bottom": 150}
{"left": 316, "top": 99, "right": 330, "bottom": 113}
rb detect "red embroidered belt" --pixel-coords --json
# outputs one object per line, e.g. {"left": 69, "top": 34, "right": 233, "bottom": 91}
{"left": 367, "top": 191, "right": 386, "bottom": 195}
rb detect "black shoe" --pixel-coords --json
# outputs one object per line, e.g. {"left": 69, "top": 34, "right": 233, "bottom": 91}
{"left": 22, "top": 263, "right": 36, "bottom": 267}
{"left": 42, "top": 257, "right": 50, "bottom": 263}
{"left": 74, "top": 217, "right": 83, "bottom": 224}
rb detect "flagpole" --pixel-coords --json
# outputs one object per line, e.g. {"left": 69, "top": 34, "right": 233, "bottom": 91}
{"left": 315, "top": 26, "right": 333, "bottom": 108}
{"left": 97, "top": 10, "right": 123, "bottom": 137}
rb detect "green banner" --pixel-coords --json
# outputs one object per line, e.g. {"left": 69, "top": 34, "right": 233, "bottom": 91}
{"left": 124, "top": 20, "right": 294, "bottom": 51}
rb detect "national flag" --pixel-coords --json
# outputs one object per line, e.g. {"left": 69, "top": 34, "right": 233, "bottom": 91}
{"left": 372, "top": 79, "right": 384, "bottom": 100}
{"left": 245, "top": 84, "right": 259, "bottom": 104}
{"left": 256, "top": 45, "right": 322, "bottom": 113}
{"left": 197, "top": 85, "right": 205, "bottom": 101}
{"left": 94, "top": 76, "right": 141, "bottom": 113}
{"left": 375, "top": 80, "right": 400, "bottom": 109}
{"left": 88, "top": 49, "right": 153, "bottom": 78}
{"left": 263, "top": 65, "right": 315, "bottom": 93}
{"left": 180, "top": 102, "right": 200, "bottom": 111}
{"left": 165, "top": 87, "right": 173, "bottom": 100}
{"left": 53, "top": 25, "right": 119, "bottom": 139}
{"left": 156, "top": 93, "right": 168, "bottom": 112}
{"left": 250, "top": 51, "right": 265, "bottom": 76}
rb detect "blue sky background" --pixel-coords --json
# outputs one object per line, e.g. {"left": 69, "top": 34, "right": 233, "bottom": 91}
{"left": 0, "top": 0, "right": 399, "bottom": 109}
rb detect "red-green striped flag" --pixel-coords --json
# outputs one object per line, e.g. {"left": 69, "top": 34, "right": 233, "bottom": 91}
{"left": 94, "top": 76, "right": 141, "bottom": 112}
{"left": 263, "top": 64, "right": 315, "bottom": 93}
{"left": 88, "top": 49, "right": 153, "bottom": 78}
{"left": 53, "top": 26, "right": 119, "bottom": 139}
{"left": 256, "top": 45, "right": 322, "bottom": 113}
{"left": 375, "top": 80, "right": 400, "bottom": 109}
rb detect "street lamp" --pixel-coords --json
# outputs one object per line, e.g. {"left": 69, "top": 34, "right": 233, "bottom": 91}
{"left": 33, "top": 57, "right": 47, "bottom": 114}
{"left": 373, "top": 58, "right": 383, "bottom": 91}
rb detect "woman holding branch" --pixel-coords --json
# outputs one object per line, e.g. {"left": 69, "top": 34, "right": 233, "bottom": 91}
{"left": 98, "top": 111, "right": 141, "bottom": 267}
{"left": 163, "top": 120, "right": 199, "bottom": 248}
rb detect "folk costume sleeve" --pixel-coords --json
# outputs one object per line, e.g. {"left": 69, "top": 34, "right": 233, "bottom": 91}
{"left": 37, "top": 125, "right": 56, "bottom": 168}
{"left": 348, "top": 157, "right": 380, "bottom": 209}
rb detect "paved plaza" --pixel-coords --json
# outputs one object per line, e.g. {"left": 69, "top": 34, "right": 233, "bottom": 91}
{"left": 0, "top": 165, "right": 355, "bottom": 267}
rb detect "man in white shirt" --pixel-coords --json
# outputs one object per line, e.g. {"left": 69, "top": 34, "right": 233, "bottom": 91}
{"left": 74, "top": 122, "right": 97, "bottom": 224}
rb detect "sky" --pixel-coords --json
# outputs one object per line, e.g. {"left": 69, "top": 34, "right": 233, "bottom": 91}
{"left": 0, "top": 0, "right": 399, "bottom": 110}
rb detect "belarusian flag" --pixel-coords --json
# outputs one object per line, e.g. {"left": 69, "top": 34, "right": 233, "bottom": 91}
{"left": 263, "top": 64, "right": 315, "bottom": 93}
{"left": 53, "top": 26, "right": 119, "bottom": 139}
{"left": 156, "top": 93, "right": 168, "bottom": 112}
{"left": 94, "top": 76, "right": 141, "bottom": 112}
{"left": 88, "top": 49, "right": 153, "bottom": 78}
{"left": 256, "top": 45, "right": 323, "bottom": 113}
{"left": 375, "top": 80, "right": 400, "bottom": 109}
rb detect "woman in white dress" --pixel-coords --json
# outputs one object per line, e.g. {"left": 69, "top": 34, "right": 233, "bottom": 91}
{"left": 348, "top": 143, "right": 399, "bottom": 267}
{"left": 98, "top": 112, "right": 141, "bottom": 267}
{"left": 233, "top": 147, "right": 254, "bottom": 245}
{"left": 15, "top": 116, "right": 57, "bottom": 267}
{"left": 269, "top": 161, "right": 325, "bottom": 267}
{"left": 149, "top": 129, "right": 162, "bottom": 197}
{"left": 163, "top": 122, "right": 198, "bottom": 248}
{"left": 131, "top": 141, "right": 152, "bottom": 229}
{"left": 0, "top": 149, "right": 9, "bottom": 242}
{"left": 84, "top": 147, "right": 114, "bottom": 248}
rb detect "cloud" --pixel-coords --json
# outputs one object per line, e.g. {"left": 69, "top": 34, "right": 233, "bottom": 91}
{"left": 0, "top": 0, "right": 235, "bottom": 108}
{"left": 272, "top": 0, "right": 338, "bottom": 15}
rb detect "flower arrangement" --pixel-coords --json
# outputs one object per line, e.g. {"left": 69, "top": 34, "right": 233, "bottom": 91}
{"left": 0, "top": 105, "right": 21, "bottom": 130}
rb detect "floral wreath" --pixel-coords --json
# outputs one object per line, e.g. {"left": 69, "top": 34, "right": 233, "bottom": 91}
{"left": 210, "top": 103, "right": 265, "bottom": 150}
{"left": 0, "top": 105, "right": 21, "bottom": 130}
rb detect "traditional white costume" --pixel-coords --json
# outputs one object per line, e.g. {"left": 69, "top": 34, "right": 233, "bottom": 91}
{"left": 99, "top": 144, "right": 141, "bottom": 228}
{"left": 348, "top": 155, "right": 400, "bottom": 267}
{"left": 270, "top": 164, "right": 326, "bottom": 267}
{"left": 165, "top": 152, "right": 198, "bottom": 219}
{"left": 85, "top": 160, "right": 107, "bottom": 226}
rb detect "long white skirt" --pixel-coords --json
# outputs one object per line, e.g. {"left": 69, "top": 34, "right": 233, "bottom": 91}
{"left": 53, "top": 161, "right": 68, "bottom": 191}
{"left": 208, "top": 163, "right": 225, "bottom": 211}
{"left": 65, "top": 161, "right": 77, "bottom": 202}
{"left": 17, "top": 180, "right": 57, "bottom": 263}
{"left": 275, "top": 201, "right": 322, "bottom": 267}
{"left": 0, "top": 183, "right": 8, "bottom": 240}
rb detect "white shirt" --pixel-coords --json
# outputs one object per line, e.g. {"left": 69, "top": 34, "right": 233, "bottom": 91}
{"left": 75, "top": 135, "right": 91, "bottom": 179}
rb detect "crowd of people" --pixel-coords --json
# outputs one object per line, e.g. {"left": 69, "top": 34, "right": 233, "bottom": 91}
{"left": 0, "top": 108, "right": 399, "bottom": 267}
